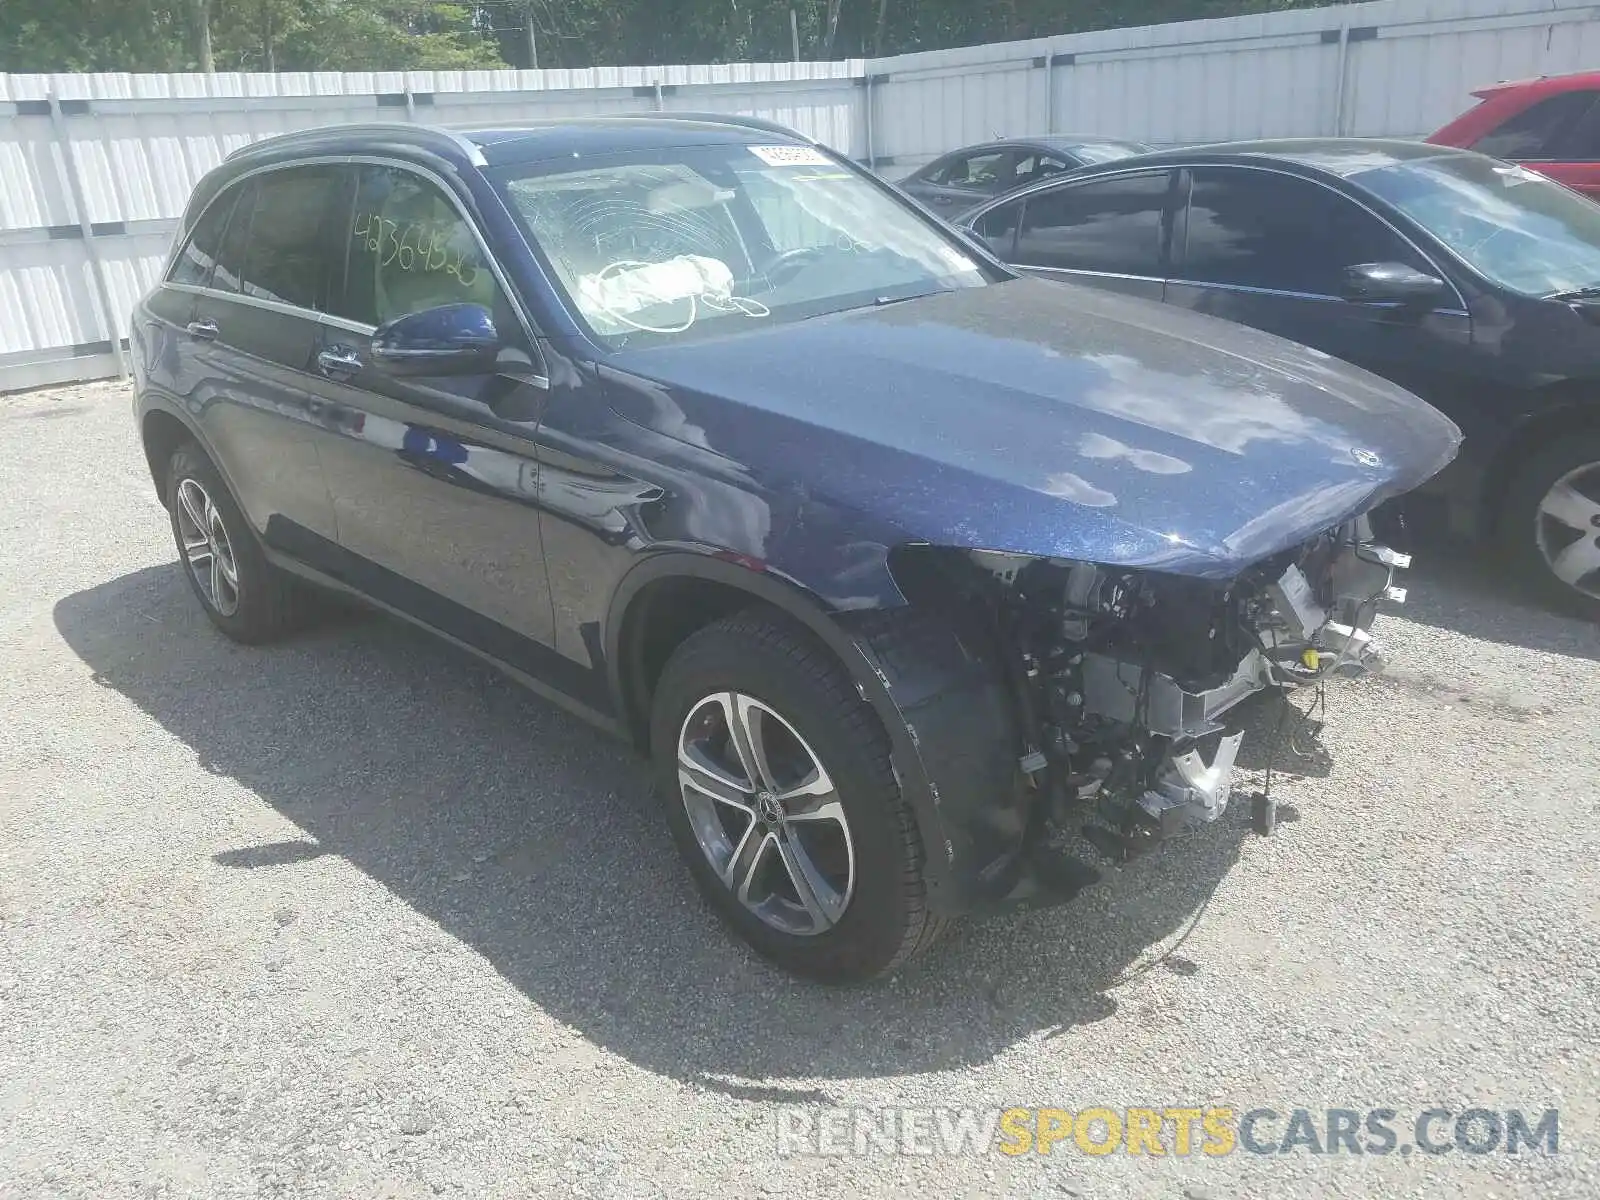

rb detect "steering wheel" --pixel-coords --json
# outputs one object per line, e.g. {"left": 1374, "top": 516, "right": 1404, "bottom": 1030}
{"left": 751, "top": 245, "right": 827, "bottom": 292}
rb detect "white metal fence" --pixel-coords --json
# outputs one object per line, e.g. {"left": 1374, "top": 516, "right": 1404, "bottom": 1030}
{"left": 3, "top": 0, "right": 1597, "bottom": 391}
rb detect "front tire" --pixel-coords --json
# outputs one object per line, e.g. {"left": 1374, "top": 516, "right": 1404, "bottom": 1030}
{"left": 1500, "top": 433, "right": 1600, "bottom": 621}
{"left": 165, "top": 442, "right": 309, "bottom": 643}
{"left": 650, "top": 610, "right": 946, "bottom": 982}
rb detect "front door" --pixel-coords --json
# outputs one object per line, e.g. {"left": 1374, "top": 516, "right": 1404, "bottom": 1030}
{"left": 307, "top": 161, "right": 559, "bottom": 658}
{"left": 1163, "top": 167, "right": 1474, "bottom": 410}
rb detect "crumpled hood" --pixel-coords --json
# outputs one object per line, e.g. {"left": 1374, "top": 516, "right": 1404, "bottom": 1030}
{"left": 601, "top": 277, "right": 1462, "bottom": 576}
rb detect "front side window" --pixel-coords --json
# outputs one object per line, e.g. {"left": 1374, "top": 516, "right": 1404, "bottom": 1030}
{"left": 1066, "top": 140, "right": 1153, "bottom": 166}
{"left": 939, "top": 151, "right": 1017, "bottom": 192}
{"left": 334, "top": 165, "right": 503, "bottom": 328}
{"left": 1473, "top": 91, "right": 1599, "bottom": 160}
{"left": 1014, "top": 153, "right": 1071, "bottom": 185}
{"left": 494, "top": 144, "right": 991, "bottom": 349}
{"left": 168, "top": 188, "right": 239, "bottom": 288}
{"left": 1356, "top": 153, "right": 1600, "bottom": 297}
{"left": 1014, "top": 171, "right": 1172, "bottom": 275}
{"left": 1181, "top": 168, "right": 1423, "bottom": 296}
{"left": 236, "top": 166, "right": 344, "bottom": 311}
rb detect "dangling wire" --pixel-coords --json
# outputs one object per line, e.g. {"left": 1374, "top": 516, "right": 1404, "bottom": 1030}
{"left": 1289, "top": 681, "right": 1328, "bottom": 758}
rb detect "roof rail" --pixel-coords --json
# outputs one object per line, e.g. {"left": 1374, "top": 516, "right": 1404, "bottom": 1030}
{"left": 225, "top": 122, "right": 486, "bottom": 165}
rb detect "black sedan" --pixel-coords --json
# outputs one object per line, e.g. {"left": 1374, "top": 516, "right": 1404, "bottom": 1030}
{"left": 960, "top": 139, "right": 1600, "bottom": 618}
{"left": 898, "top": 135, "right": 1151, "bottom": 217}
{"left": 132, "top": 117, "right": 1454, "bottom": 981}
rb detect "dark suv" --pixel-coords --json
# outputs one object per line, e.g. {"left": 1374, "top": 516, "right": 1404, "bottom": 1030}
{"left": 131, "top": 116, "right": 1458, "bottom": 981}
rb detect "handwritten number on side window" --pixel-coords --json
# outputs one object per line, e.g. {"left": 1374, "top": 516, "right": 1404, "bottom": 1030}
{"left": 352, "top": 211, "right": 481, "bottom": 290}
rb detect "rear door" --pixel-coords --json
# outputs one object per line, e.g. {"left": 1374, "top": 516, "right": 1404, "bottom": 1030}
{"left": 1471, "top": 89, "right": 1600, "bottom": 200}
{"left": 1165, "top": 165, "right": 1473, "bottom": 409}
{"left": 307, "top": 160, "right": 559, "bottom": 653}
{"left": 178, "top": 165, "right": 342, "bottom": 546}
{"left": 1004, "top": 169, "right": 1179, "bottom": 301}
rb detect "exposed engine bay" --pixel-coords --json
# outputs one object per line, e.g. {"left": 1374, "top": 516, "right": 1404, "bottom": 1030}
{"left": 895, "top": 517, "right": 1410, "bottom": 860}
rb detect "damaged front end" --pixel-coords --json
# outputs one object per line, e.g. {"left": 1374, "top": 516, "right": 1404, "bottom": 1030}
{"left": 894, "top": 516, "right": 1409, "bottom": 871}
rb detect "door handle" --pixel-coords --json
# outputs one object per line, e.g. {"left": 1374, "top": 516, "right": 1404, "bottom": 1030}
{"left": 186, "top": 319, "right": 218, "bottom": 341}
{"left": 932, "top": 195, "right": 954, "bottom": 205}
{"left": 317, "top": 348, "right": 363, "bottom": 377}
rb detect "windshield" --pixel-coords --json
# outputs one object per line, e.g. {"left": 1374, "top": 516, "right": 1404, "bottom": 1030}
{"left": 1354, "top": 152, "right": 1600, "bottom": 298}
{"left": 493, "top": 143, "right": 992, "bottom": 348}
{"left": 1068, "top": 141, "right": 1152, "bottom": 165}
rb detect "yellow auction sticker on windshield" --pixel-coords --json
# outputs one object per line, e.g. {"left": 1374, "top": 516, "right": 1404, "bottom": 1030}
{"left": 749, "top": 144, "right": 833, "bottom": 167}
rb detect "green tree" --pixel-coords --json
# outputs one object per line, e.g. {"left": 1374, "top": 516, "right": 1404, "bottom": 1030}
{"left": 0, "top": 0, "right": 1356, "bottom": 73}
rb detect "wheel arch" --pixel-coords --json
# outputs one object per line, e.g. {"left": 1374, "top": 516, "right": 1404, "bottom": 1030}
{"left": 1479, "top": 387, "right": 1600, "bottom": 533}
{"left": 605, "top": 552, "right": 879, "bottom": 755}
{"left": 140, "top": 406, "right": 199, "bottom": 504}
{"left": 606, "top": 551, "right": 1027, "bottom": 916}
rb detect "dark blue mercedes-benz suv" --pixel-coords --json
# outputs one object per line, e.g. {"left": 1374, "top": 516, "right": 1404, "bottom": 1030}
{"left": 131, "top": 115, "right": 1460, "bottom": 980}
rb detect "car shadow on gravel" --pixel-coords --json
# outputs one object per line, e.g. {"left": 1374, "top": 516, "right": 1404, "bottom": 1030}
{"left": 56, "top": 565, "right": 1254, "bottom": 1091}
{"left": 1381, "top": 519, "right": 1600, "bottom": 661}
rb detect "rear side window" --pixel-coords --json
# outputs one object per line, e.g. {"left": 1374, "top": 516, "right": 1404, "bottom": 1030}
{"left": 208, "top": 180, "right": 256, "bottom": 296}
{"left": 235, "top": 166, "right": 344, "bottom": 311}
{"left": 1473, "top": 91, "right": 1599, "bottom": 160}
{"left": 1550, "top": 93, "right": 1600, "bottom": 161}
{"left": 333, "top": 164, "right": 501, "bottom": 328}
{"left": 1180, "top": 168, "right": 1423, "bottom": 296}
{"left": 168, "top": 188, "right": 239, "bottom": 288}
{"left": 1014, "top": 172, "right": 1172, "bottom": 275}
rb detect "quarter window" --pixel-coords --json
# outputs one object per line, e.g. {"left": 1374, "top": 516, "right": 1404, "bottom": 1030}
{"left": 1473, "top": 91, "right": 1599, "bottom": 160}
{"left": 1181, "top": 168, "right": 1424, "bottom": 296}
{"left": 334, "top": 165, "right": 502, "bottom": 328}
{"left": 236, "top": 166, "right": 343, "bottom": 311}
{"left": 972, "top": 200, "right": 1022, "bottom": 256}
{"left": 1014, "top": 172, "right": 1172, "bottom": 275}
{"left": 168, "top": 188, "right": 239, "bottom": 288}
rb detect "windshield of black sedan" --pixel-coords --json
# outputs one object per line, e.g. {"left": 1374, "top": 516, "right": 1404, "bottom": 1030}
{"left": 1354, "top": 152, "right": 1600, "bottom": 298}
{"left": 495, "top": 143, "right": 990, "bottom": 346}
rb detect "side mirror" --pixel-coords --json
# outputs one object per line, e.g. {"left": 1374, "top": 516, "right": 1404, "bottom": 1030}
{"left": 371, "top": 303, "right": 500, "bottom": 376}
{"left": 1341, "top": 262, "right": 1448, "bottom": 306}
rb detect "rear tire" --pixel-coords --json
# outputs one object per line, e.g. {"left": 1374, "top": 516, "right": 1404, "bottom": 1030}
{"left": 650, "top": 609, "right": 947, "bottom": 982}
{"left": 1498, "top": 433, "right": 1600, "bottom": 622}
{"left": 165, "top": 442, "right": 311, "bottom": 643}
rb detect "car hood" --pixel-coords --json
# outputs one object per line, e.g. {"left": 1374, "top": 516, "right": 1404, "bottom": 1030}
{"left": 600, "top": 277, "right": 1461, "bottom": 577}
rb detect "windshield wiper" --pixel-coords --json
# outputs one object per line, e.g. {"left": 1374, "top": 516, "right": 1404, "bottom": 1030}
{"left": 1544, "top": 284, "right": 1600, "bottom": 301}
{"left": 872, "top": 288, "right": 951, "bottom": 307}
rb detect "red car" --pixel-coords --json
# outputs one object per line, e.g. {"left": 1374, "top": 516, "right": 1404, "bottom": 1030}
{"left": 1429, "top": 70, "right": 1600, "bottom": 200}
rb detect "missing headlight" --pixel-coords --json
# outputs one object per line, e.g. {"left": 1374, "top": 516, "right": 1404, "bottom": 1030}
{"left": 890, "top": 519, "right": 1409, "bottom": 857}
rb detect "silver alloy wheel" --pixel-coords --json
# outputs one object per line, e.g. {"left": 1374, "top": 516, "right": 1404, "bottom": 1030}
{"left": 1535, "top": 463, "right": 1600, "bottom": 600}
{"left": 175, "top": 477, "right": 241, "bottom": 617}
{"left": 677, "top": 692, "right": 856, "bottom": 937}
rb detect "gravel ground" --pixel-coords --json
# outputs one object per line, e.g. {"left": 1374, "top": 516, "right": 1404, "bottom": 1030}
{"left": 2, "top": 379, "right": 1598, "bottom": 1199}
